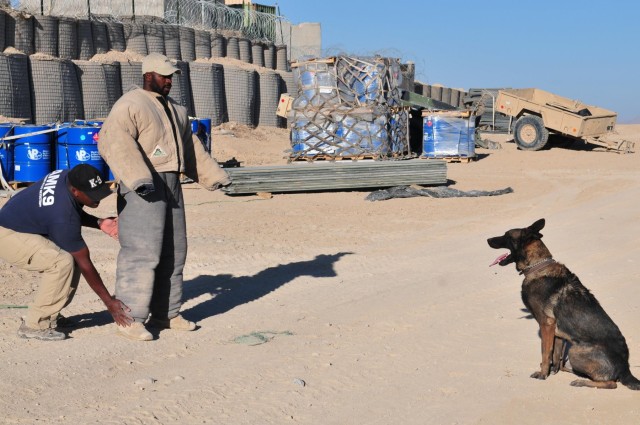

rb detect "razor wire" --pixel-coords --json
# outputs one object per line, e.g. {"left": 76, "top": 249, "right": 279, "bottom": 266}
{"left": 17, "top": 0, "right": 286, "bottom": 42}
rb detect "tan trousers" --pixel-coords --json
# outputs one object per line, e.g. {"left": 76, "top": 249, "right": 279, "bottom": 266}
{"left": 0, "top": 226, "right": 81, "bottom": 329}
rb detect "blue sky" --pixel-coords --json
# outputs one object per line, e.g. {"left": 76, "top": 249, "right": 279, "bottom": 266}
{"left": 275, "top": 0, "right": 639, "bottom": 124}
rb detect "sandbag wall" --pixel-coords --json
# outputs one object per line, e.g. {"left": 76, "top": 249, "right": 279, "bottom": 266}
{"left": 412, "top": 81, "right": 468, "bottom": 110}
{"left": 0, "top": 10, "right": 292, "bottom": 128}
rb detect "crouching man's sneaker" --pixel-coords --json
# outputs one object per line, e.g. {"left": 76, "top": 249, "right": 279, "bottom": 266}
{"left": 17, "top": 322, "right": 66, "bottom": 341}
{"left": 117, "top": 322, "right": 153, "bottom": 341}
{"left": 148, "top": 314, "right": 196, "bottom": 331}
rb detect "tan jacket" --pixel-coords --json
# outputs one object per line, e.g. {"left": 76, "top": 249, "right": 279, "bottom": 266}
{"left": 98, "top": 88, "right": 230, "bottom": 191}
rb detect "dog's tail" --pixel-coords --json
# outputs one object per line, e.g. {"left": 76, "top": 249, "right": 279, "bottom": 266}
{"left": 620, "top": 369, "right": 640, "bottom": 390}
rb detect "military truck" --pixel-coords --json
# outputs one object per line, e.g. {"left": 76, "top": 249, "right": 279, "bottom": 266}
{"left": 495, "top": 88, "right": 633, "bottom": 152}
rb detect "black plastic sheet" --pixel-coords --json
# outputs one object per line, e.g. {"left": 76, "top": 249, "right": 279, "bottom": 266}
{"left": 366, "top": 185, "right": 513, "bottom": 201}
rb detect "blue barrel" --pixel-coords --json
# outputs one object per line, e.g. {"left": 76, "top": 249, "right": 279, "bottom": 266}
{"left": 13, "top": 125, "right": 53, "bottom": 182}
{"left": 0, "top": 124, "right": 15, "bottom": 181}
{"left": 191, "top": 118, "right": 212, "bottom": 153}
{"left": 56, "top": 125, "right": 106, "bottom": 178}
{"left": 74, "top": 119, "right": 103, "bottom": 127}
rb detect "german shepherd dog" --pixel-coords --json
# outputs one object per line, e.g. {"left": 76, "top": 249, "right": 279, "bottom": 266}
{"left": 487, "top": 218, "right": 640, "bottom": 389}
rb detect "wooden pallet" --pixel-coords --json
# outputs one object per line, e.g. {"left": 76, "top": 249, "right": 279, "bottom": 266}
{"left": 420, "top": 156, "right": 474, "bottom": 163}
{"left": 290, "top": 154, "right": 382, "bottom": 162}
{"left": 421, "top": 109, "right": 472, "bottom": 118}
{"left": 7, "top": 181, "right": 34, "bottom": 190}
{"left": 290, "top": 57, "right": 336, "bottom": 68}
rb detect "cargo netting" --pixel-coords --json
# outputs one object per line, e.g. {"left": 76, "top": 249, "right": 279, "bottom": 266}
{"left": 288, "top": 56, "right": 410, "bottom": 162}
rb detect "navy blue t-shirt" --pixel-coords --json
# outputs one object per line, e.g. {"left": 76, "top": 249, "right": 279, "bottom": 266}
{"left": 0, "top": 169, "right": 87, "bottom": 252}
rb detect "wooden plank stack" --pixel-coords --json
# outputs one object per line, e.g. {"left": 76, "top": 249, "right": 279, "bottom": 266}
{"left": 223, "top": 159, "right": 447, "bottom": 195}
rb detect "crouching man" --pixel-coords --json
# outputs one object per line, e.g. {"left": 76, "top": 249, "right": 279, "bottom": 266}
{"left": 0, "top": 164, "right": 133, "bottom": 341}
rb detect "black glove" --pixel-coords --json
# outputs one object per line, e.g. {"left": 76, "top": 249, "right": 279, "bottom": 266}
{"left": 135, "top": 183, "right": 155, "bottom": 197}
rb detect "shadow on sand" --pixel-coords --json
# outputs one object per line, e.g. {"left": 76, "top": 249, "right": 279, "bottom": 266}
{"left": 181, "top": 252, "right": 353, "bottom": 322}
{"left": 66, "top": 252, "right": 352, "bottom": 332}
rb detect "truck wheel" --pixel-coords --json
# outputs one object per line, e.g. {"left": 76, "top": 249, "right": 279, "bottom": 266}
{"left": 514, "top": 115, "right": 549, "bottom": 150}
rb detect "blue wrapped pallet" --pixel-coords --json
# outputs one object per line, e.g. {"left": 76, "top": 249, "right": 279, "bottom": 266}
{"left": 422, "top": 113, "right": 475, "bottom": 159}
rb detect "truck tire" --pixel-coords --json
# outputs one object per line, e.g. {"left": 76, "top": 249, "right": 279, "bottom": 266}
{"left": 514, "top": 115, "right": 549, "bottom": 150}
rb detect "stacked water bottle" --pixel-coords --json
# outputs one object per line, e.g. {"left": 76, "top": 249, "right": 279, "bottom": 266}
{"left": 288, "top": 56, "right": 408, "bottom": 161}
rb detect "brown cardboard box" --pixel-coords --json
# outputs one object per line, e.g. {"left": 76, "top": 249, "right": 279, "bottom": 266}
{"left": 276, "top": 94, "right": 294, "bottom": 118}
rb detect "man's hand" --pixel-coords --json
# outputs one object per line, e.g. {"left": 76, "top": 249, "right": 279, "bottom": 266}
{"left": 135, "top": 183, "right": 155, "bottom": 197}
{"left": 106, "top": 297, "right": 133, "bottom": 327}
{"left": 98, "top": 217, "right": 119, "bottom": 240}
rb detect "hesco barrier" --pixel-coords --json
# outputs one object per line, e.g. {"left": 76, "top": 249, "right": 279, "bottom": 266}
{"left": 123, "top": 22, "right": 147, "bottom": 56}
{"left": 75, "top": 61, "right": 122, "bottom": 120}
{"left": 34, "top": 15, "right": 58, "bottom": 57}
{"left": 211, "top": 34, "right": 225, "bottom": 58}
{"left": 0, "top": 53, "right": 32, "bottom": 122}
{"left": 252, "top": 42, "right": 264, "bottom": 67}
{"left": 144, "top": 24, "right": 165, "bottom": 55}
{"left": 277, "top": 70, "right": 296, "bottom": 128}
{"left": 195, "top": 30, "right": 211, "bottom": 59}
{"left": 257, "top": 70, "right": 280, "bottom": 127}
{"left": 264, "top": 43, "right": 276, "bottom": 70}
{"left": 119, "top": 61, "right": 143, "bottom": 93}
{"left": 106, "top": 22, "right": 126, "bottom": 52}
{"left": 277, "top": 70, "right": 296, "bottom": 96}
{"left": 164, "top": 25, "right": 181, "bottom": 60}
{"left": 223, "top": 66, "right": 256, "bottom": 127}
{"left": 276, "top": 45, "right": 288, "bottom": 71}
{"left": 58, "top": 17, "right": 78, "bottom": 60}
{"left": 5, "top": 10, "right": 35, "bottom": 56}
{"left": 29, "top": 57, "right": 84, "bottom": 124}
{"left": 179, "top": 26, "right": 196, "bottom": 62}
{"left": 77, "top": 19, "right": 94, "bottom": 60}
{"left": 238, "top": 38, "right": 251, "bottom": 63}
{"left": 226, "top": 37, "right": 240, "bottom": 60}
{"left": 170, "top": 61, "right": 195, "bottom": 117}
{"left": 0, "top": 10, "right": 5, "bottom": 52}
{"left": 92, "top": 21, "right": 109, "bottom": 55}
{"left": 189, "top": 62, "right": 227, "bottom": 127}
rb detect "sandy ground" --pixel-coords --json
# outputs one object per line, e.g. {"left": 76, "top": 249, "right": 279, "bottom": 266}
{"left": 1, "top": 124, "right": 640, "bottom": 424}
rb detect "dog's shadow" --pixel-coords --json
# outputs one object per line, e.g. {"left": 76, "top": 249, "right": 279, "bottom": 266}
{"left": 66, "top": 252, "right": 352, "bottom": 330}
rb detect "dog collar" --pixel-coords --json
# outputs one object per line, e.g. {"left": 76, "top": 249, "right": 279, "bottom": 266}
{"left": 519, "top": 257, "right": 555, "bottom": 276}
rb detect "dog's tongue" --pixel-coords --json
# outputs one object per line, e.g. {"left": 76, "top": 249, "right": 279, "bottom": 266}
{"left": 490, "top": 252, "right": 509, "bottom": 267}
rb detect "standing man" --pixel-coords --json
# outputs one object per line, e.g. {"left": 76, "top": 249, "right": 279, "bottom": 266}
{"left": 0, "top": 164, "right": 133, "bottom": 341}
{"left": 98, "top": 53, "right": 231, "bottom": 341}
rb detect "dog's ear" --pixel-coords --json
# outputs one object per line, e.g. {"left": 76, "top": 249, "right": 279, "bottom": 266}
{"left": 529, "top": 218, "right": 545, "bottom": 239}
{"left": 531, "top": 219, "right": 545, "bottom": 232}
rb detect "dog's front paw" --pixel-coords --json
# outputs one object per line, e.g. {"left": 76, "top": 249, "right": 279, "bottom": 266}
{"left": 530, "top": 371, "right": 548, "bottom": 380}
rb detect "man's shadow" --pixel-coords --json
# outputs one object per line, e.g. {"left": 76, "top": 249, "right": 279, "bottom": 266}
{"left": 181, "top": 252, "right": 352, "bottom": 322}
{"left": 66, "top": 251, "right": 352, "bottom": 330}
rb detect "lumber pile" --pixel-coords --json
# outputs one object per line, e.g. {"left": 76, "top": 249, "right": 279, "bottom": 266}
{"left": 223, "top": 159, "right": 447, "bottom": 195}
